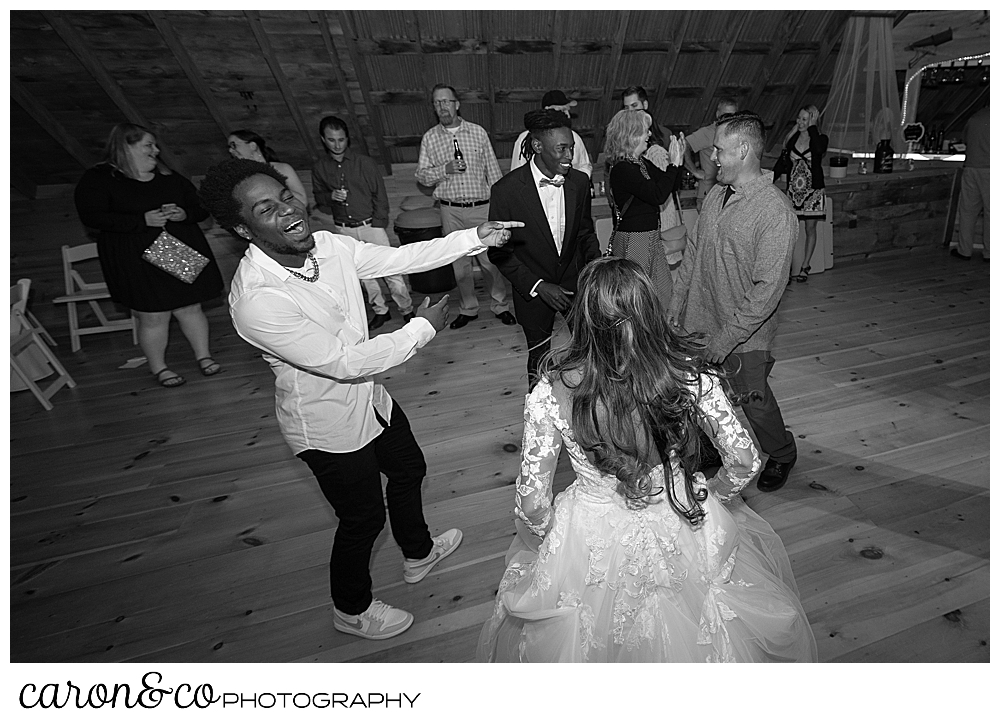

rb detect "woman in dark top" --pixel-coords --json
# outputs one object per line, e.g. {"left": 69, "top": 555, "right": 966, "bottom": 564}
{"left": 74, "top": 123, "right": 224, "bottom": 387}
{"left": 604, "top": 109, "right": 685, "bottom": 311}
{"left": 772, "top": 105, "right": 828, "bottom": 282}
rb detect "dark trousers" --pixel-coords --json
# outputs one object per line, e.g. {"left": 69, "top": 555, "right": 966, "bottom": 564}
{"left": 297, "top": 403, "right": 432, "bottom": 615}
{"left": 516, "top": 297, "right": 569, "bottom": 390}
{"left": 723, "top": 350, "right": 797, "bottom": 463}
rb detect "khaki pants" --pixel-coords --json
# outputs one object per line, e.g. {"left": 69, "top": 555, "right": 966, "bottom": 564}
{"left": 439, "top": 203, "right": 509, "bottom": 316}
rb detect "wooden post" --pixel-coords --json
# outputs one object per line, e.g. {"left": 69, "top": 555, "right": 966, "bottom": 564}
{"left": 942, "top": 166, "right": 964, "bottom": 248}
{"left": 148, "top": 11, "right": 232, "bottom": 141}
{"left": 590, "top": 10, "right": 632, "bottom": 160}
{"left": 311, "top": 10, "right": 370, "bottom": 158}
{"left": 743, "top": 11, "right": 806, "bottom": 113}
{"left": 11, "top": 77, "right": 96, "bottom": 169}
{"left": 649, "top": 11, "right": 693, "bottom": 124}
{"left": 41, "top": 11, "right": 184, "bottom": 173}
{"left": 244, "top": 11, "right": 321, "bottom": 162}
{"left": 337, "top": 10, "right": 393, "bottom": 174}
{"left": 695, "top": 11, "right": 750, "bottom": 127}
{"left": 766, "top": 10, "right": 852, "bottom": 152}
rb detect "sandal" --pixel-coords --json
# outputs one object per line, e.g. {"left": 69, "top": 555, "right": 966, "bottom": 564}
{"left": 794, "top": 266, "right": 810, "bottom": 283}
{"left": 197, "top": 357, "right": 222, "bottom": 376}
{"left": 153, "top": 368, "right": 186, "bottom": 388}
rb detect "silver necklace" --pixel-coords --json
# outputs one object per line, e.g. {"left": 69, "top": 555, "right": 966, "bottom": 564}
{"left": 286, "top": 252, "right": 319, "bottom": 283}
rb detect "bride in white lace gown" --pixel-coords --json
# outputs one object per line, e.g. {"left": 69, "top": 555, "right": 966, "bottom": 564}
{"left": 477, "top": 258, "right": 817, "bottom": 663}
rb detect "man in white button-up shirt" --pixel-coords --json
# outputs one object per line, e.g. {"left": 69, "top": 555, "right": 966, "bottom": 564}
{"left": 199, "top": 158, "right": 519, "bottom": 640}
{"left": 488, "top": 110, "right": 601, "bottom": 388}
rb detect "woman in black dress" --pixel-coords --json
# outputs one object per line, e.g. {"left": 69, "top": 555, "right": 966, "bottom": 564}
{"left": 772, "top": 105, "right": 828, "bottom": 283}
{"left": 604, "top": 109, "right": 686, "bottom": 312}
{"left": 74, "top": 123, "right": 224, "bottom": 387}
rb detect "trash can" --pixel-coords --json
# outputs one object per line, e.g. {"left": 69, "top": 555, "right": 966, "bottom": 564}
{"left": 394, "top": 207, "right": 456, "bottom": 294}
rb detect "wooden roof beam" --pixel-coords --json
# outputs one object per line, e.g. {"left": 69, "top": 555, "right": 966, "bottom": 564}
{"left": 148, "top": 11, "right": 232, "bottom": 141}
{"left": 590, "top": 10, "right": 632, "bottom": 159}
{"left": 696, "top": 11, "right": 751, "bottom": 127}
{"left": 311, "top": 11, "right": 370, "bottom": 159}
{"left": 11, "top": 77, "right": 97, "bottom": 170}
{"left": 766, "top": 9, "right": 852, "bottom": 152}
{"left": 244, "top": 11, "right": 321, "bottom": 162}
{"left": 333, "top": 11, "right": 392, "bottom": 174}
{"left": 743, "top": 11, "right": 807, "bottom": 114}
{"left": 41, "top": 11, "right": 184, "bottom": 173}
{"left": 483, "top": 11, "right": 497, "bottom": 137}
{"left": 549, "top": 10, "right": 565, "bottom": 88}
{"left": 649, "top": 10, "right": 694, "bottom": 123}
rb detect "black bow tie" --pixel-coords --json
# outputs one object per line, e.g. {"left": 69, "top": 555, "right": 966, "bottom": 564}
{"left": 539, "top": 175, "right": 565, "bottom": 188}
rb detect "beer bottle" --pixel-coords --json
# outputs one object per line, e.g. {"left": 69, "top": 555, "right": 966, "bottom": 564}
{"left": 453, "top": 139, "right": 465, "bottom": 172}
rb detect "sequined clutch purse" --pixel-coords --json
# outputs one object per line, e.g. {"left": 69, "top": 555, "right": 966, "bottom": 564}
{"left": 142, "top": 230, "right": 209, "bottom": 284}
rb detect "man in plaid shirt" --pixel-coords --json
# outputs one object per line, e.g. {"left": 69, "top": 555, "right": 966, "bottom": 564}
{"left": 416, "top": 84, "right": 515, "bottom": 330}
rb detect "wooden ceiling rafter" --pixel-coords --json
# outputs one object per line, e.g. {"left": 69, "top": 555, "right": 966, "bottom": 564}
{"left": 766, "top": 9, "right": 852, "bottom": 151}
{"left": 695, "top": 10, "right": 751, "bottom": 127}
{"left": 40, "top": 10, "right": 184, "bottom": 173}
{"left": 11, "top": 76, "right": 97, "bottom": 171}
{"left": 148, "top": 11, "right": 232, "bottom": 142}
{"left": 244, "top": 10, "right": 321, "bottom": 162}
{"left": 590, "top": 10, "right": 632, "bottom": 159}
{"left": 482, "top": 11, "right": 498, "bottom": 137}
{"left": 311, "top": 10, "right": 371, "bottom": 159}
{"left": 549, "top": 11, "right": 565, "bottom": 88}
{"left": 338, "top": 11, "right": 393, "bottom": 174}
{"left": 743, "top": 11, "right": 807, "bottom": 113}
{"left": 649, "top": 10, "right": 694, "bottom": 124}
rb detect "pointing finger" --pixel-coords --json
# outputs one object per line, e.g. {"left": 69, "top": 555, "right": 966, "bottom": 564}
{"left": 494, "top": 221, "right": 525, "bottom": 229}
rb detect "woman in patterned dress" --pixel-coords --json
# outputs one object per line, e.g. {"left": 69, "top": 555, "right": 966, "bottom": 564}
{"left": 476, "top": 258, "right": 817, "bottom": 662}
{"left": 774, "top": 106, "right": 829, "bottom": 282}
{"left": 604, "top": 110, "right": 686, "bottom": 312}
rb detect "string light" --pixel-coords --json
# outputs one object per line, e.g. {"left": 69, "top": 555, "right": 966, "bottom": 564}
{"left": 901, "top": 52, "right": 989, "bottom": 123}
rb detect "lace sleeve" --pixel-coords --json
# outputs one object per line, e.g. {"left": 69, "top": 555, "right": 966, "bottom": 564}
{"left": 513, "top": 379, "right": 563, "bottom": 538}
{"left": 696, "top": 375, "right": 760, "bottom": 502}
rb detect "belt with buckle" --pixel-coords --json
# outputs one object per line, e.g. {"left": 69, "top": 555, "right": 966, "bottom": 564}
{"left": 336, "top": 218, "right": 372, "bottom": 228}
{"left": 439, "top": 199, "right": 489, "bottom": 208}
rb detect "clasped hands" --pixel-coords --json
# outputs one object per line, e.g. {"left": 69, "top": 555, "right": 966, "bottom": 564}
{"left": 144, "top": 203, "right": 187, "bottom": 228}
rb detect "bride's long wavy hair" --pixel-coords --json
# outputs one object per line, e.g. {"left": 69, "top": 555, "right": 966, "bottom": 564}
{"left": 540, "top": 257, "right": 718, "bottom": 525}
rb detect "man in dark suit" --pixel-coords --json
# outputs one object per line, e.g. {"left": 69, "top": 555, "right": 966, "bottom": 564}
{"left": 489, "top": 109, "right": 601, "bottom": 388}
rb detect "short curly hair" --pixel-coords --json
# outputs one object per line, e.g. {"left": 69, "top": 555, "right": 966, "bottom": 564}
{"left": 198, "top": 157, "right": 287, "bottom": 232}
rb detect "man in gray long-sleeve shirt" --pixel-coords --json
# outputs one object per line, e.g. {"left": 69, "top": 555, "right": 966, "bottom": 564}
{"left": 668, "top": 111, "right": 799, "bottom": 492}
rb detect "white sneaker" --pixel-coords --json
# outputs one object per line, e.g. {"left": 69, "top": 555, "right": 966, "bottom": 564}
{"left": 403, "top": 528, "right": 463, "bottom": 584}
{"left": 333, "top": 599, "right": 414, "bottom": 640}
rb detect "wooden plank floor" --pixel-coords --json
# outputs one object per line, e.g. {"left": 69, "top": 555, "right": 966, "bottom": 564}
{"left": 10, "top": 242, "right": 989, "bottom": 663}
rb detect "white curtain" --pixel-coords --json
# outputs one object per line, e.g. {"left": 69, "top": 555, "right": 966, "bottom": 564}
{"left": 822, "top": 16, "right": 903, "bottom": 153}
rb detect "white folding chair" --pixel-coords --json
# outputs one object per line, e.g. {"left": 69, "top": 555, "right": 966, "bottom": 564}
{"left": 11, "top": 305, "right": 76, "bottom": 411}
{"left": 11, "top": 278, "right": 56, "bottom": 345}
{"left": 51, "top": 243, "right": 138, "bottom": 352}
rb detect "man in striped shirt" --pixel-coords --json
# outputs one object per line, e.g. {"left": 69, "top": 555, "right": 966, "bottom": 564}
{"left": 416, "top": 83, "right": 515, "bottom": 330}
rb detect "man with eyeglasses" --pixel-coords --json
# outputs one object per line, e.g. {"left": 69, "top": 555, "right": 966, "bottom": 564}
{"left": 684, "top": 99, "right": 739, "bottom": 210}
{"left": 416, "top": 83, "right": 515, "bottom": 330}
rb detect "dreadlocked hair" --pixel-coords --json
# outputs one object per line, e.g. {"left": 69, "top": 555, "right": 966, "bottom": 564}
{"left": 538, "top": 257, "right": 720, "bottom": 527}
{"left": 198, "top": 157, "right": 287, "bottom": 234}
{"left": 518, "top": 108, "right": 572, "bottom": 163}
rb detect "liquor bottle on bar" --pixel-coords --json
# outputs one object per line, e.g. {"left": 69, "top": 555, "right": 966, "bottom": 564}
{"left": 874, "top": 138, "right": 894, "bottom": 173}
